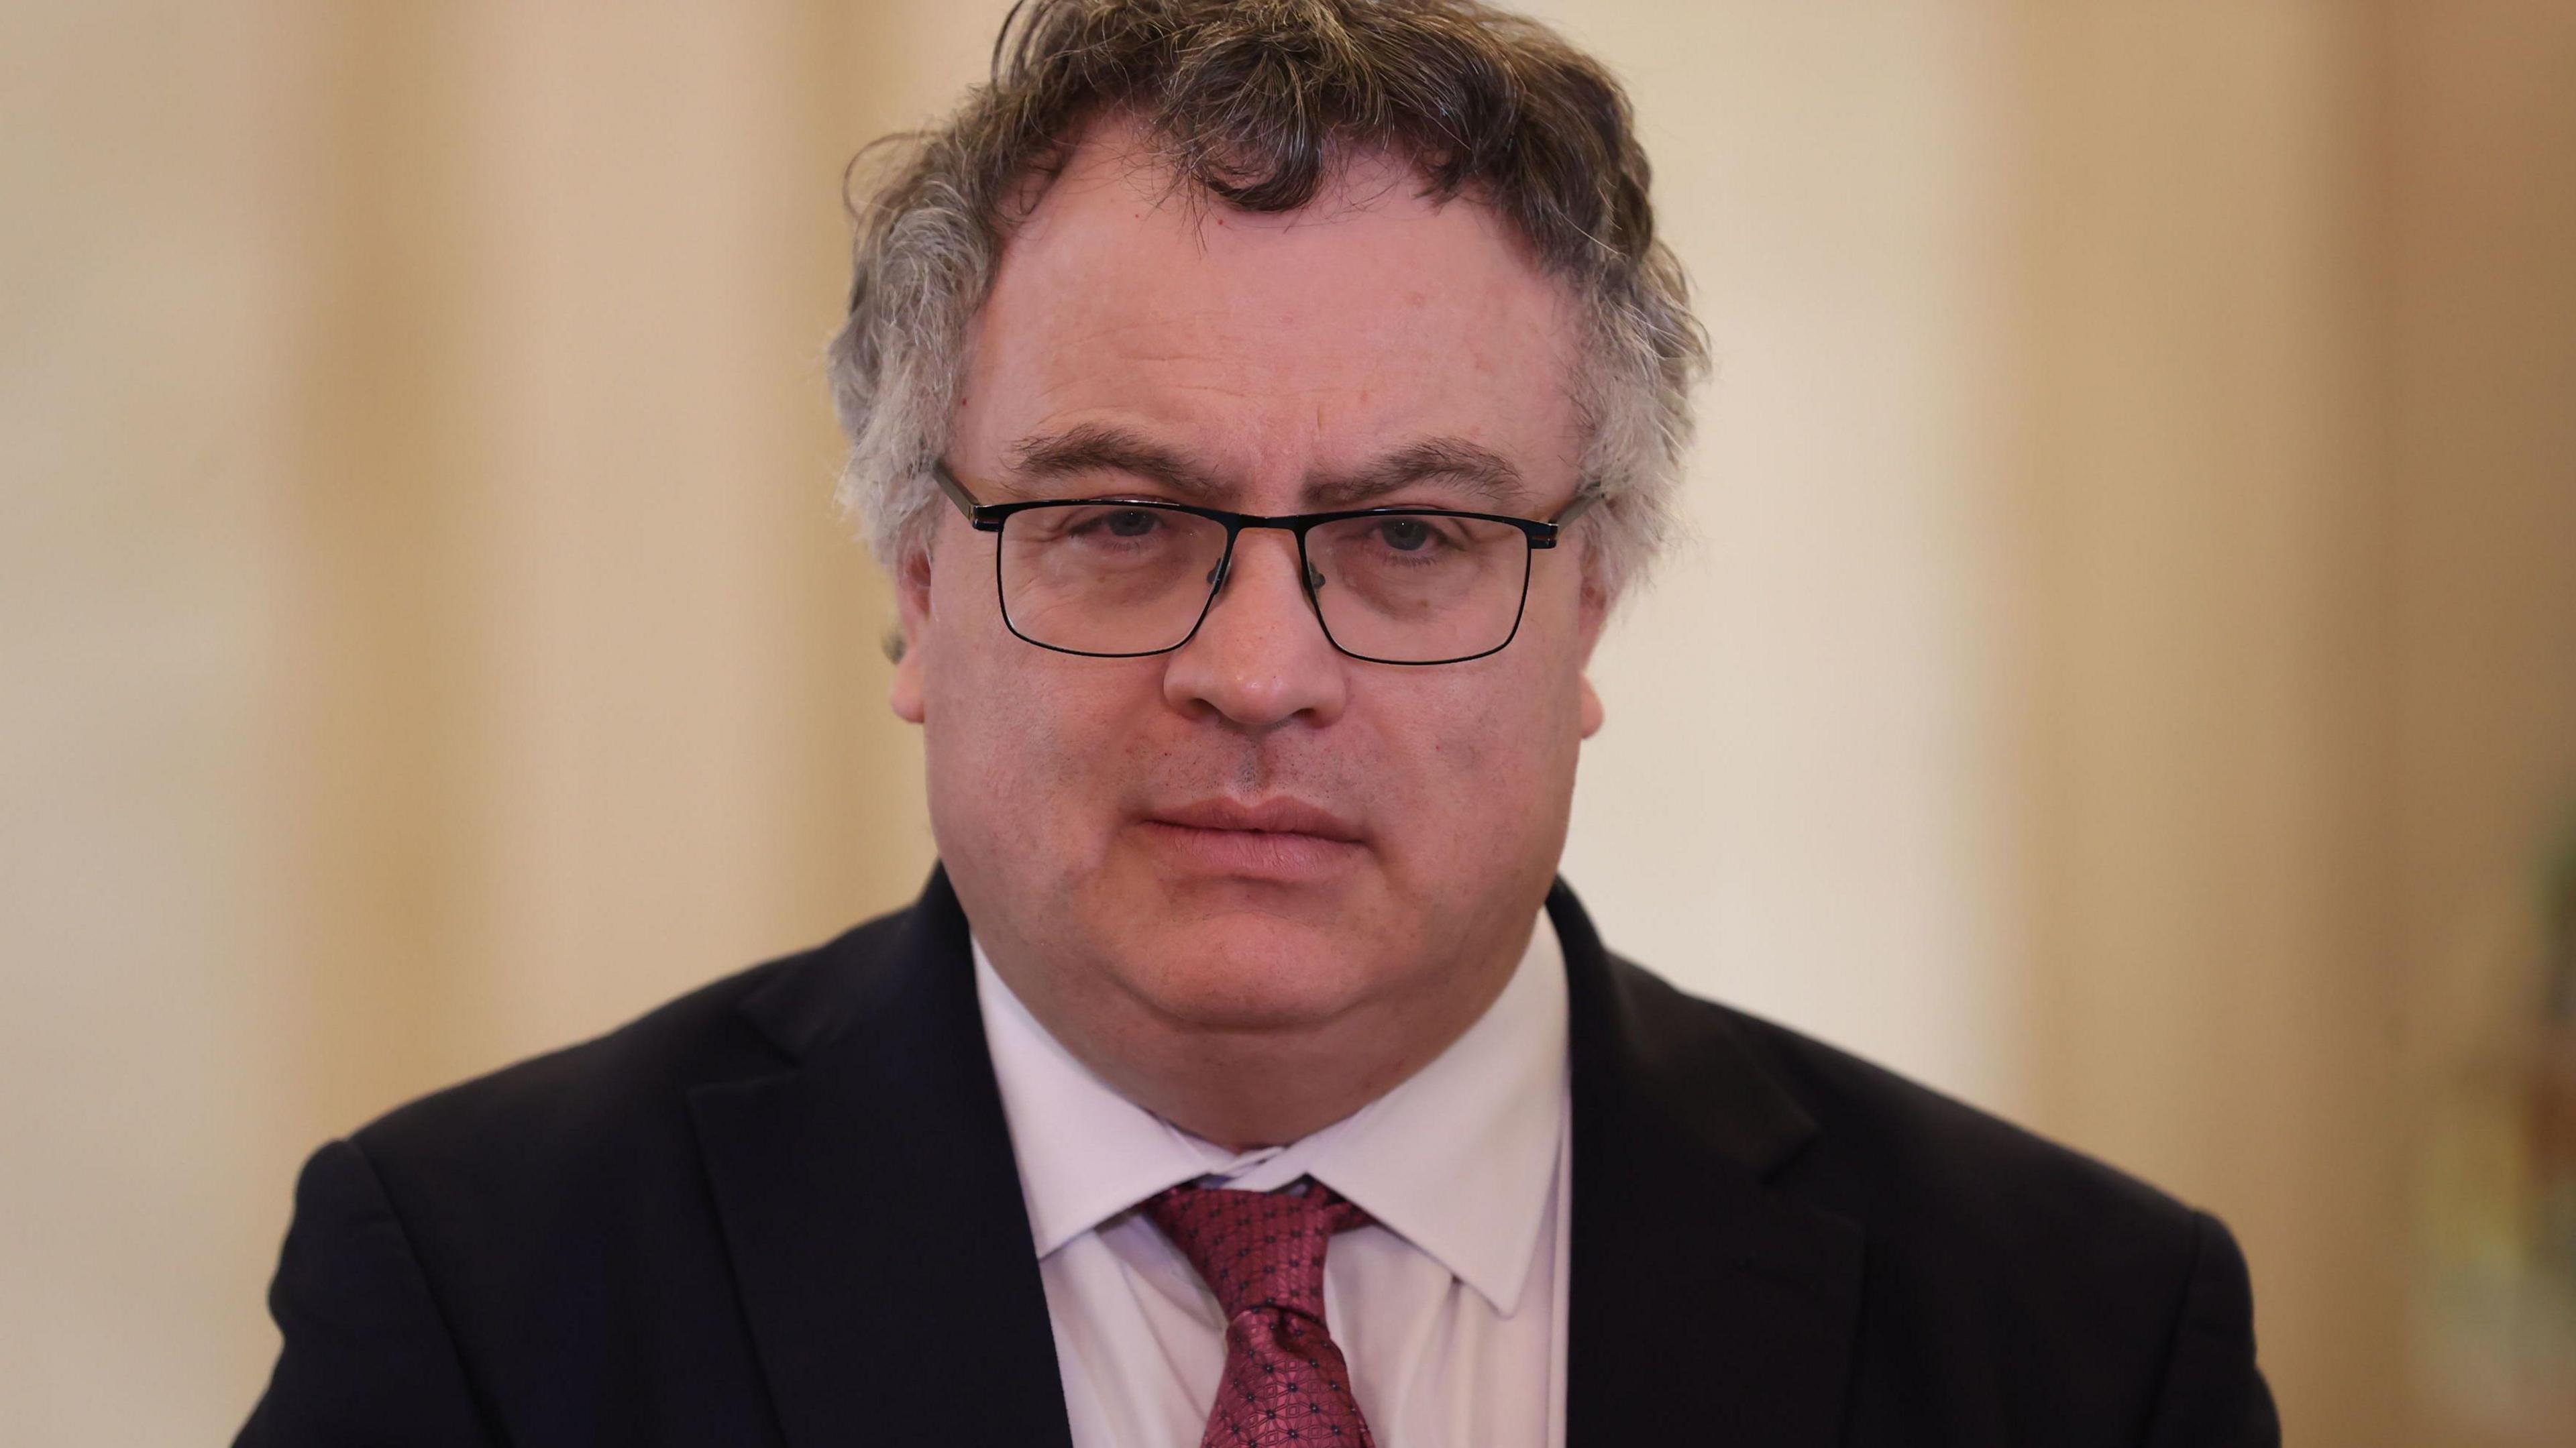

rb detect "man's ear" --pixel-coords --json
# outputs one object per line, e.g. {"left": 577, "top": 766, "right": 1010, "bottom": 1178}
{"left": 1577, "top": 569, "right": 1613, "bottom": 647}
{"left": 889, "top": 541, "right": 932, "bottom": 724}
{"left": 1576, "top": 563, "right": 1614, "bottom": 740}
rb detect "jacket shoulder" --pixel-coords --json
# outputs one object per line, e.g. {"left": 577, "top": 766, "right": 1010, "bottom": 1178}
{"left": 244, "top": 903, "right": 932, "bottom": 1442}
{"left": 1705, "top": 985, "right": 2202, "bottom": 1251}
{"left": 1625, "top": 964, "right": 2241, "bottom": 1426}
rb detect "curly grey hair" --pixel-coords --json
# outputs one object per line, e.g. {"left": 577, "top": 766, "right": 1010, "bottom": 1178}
{"left": 828, "top": 0, "right": 1707, "bottom": 602}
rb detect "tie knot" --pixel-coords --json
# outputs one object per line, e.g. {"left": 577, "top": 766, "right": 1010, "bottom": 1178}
{"left": 1142, "top": 1179, "right": 1373, "bottom": 1321}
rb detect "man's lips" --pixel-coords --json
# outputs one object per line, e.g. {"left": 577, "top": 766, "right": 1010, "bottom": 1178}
{"left": 1134, "top": 797, "right": 1367, "bottom": 881}
{"left": 1143, "top": 797, "right": 1365, "bottom": 842}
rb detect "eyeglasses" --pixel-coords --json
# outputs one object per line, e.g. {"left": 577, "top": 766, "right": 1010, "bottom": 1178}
{"left": 933, "top": 461, "right": 1598, "bottom": 665}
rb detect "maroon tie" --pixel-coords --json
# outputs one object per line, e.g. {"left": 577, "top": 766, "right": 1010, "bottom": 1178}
{"left": 1144, "top": 1180, "right": 1379, "bottom": 1448}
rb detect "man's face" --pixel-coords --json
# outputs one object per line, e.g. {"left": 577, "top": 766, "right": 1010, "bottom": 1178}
{"left": 895, "top": 127, "right": 1607, "bottom": 1061}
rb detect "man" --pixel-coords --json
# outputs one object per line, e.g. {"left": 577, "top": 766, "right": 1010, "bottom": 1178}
{"left": 239, "top": 2, "right": 2278, "bottom": 1445}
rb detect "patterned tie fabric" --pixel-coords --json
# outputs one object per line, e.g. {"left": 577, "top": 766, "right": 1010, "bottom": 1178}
{"left": 1144, "top": 1180, "right": 1379, "bottom": 1448}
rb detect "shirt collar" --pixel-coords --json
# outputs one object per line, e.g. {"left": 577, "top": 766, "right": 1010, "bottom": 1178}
{"left": 973, "top": 913, "right": 1568, "bottom": 1317}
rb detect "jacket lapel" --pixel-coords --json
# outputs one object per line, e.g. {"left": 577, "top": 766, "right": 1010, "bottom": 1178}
{"left": 1552, "top": 881, "right": 1866, "bottom": 1447}
{"left": 688, "top": 869, "right": 1073, "bottom": 1448}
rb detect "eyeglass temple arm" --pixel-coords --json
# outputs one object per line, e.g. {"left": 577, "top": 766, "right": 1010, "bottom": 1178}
{"left": 1535, "top": 484, "right": 1603, "bottom": 546}
{"left": 930, "top": 461, "right": 1001, "bottom": 530}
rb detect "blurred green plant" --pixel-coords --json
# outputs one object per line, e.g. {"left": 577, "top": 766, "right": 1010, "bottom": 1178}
{"left": 2415, "top": 802, "right": 2576, "bottom": 1441}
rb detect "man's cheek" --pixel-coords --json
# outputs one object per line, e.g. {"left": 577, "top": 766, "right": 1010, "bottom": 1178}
{"left": 1419, "top": 686, "right": 1506, "bottom": 782}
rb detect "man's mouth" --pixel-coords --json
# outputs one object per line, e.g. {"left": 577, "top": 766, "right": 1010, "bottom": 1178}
{"left": 1147, "top": 797, "right": 1363, "bottom": 840}
{"left": 1134, "top": 797, "right": 1368, "bottom": 880}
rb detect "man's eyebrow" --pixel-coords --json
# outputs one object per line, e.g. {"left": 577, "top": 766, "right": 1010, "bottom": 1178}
{"left": 1004, "top": 425, "right": 1533, "bottom": 510}
{"left": 1008, "top": 425, "right": 1226, "bottom": 500}
{"left": 1304, "top": 439, "right": 1532, "bottom": 510}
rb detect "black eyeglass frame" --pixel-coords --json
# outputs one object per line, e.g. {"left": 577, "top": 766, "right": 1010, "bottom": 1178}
{"left": 931, "top": 460, "right": 1601, "bottom": 666}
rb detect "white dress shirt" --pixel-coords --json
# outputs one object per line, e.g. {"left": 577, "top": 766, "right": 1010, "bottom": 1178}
{"left": 971, "top": 913, "right": 1572, "bottom": 1448}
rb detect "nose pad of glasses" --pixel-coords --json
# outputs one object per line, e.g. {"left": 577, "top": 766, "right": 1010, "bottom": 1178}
{"left": 1199, "top": 542, "right": 1323, "bottom": 604}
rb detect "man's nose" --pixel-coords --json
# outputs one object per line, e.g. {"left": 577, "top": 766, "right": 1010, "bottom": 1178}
{"left": 1161, "top": 528, "right": 1348, "bottom": 729}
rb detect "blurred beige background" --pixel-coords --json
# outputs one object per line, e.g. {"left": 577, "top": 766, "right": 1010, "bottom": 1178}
{"left": 5, "top": 1, "right": 2572, "bottom": 1443}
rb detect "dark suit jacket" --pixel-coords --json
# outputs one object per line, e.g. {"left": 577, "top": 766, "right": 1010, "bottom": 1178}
{"left": 237, "top": 869, "right": 2278, "bottom": 1446}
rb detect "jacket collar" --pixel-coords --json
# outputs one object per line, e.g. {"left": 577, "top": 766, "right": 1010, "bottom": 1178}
{"left": 688, "top": 867, "right": 1073, "bottom": 1448}
{"left": 1550, "top": 879, "right": 1866, "bottom": 1446}
{"left": 689, "top": 867, "right": 1862, "bottom": 1448}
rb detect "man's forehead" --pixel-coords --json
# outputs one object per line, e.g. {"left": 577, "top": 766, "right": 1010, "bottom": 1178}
{"left": 960, "top": 119, "right": 1588, "bottom": 499}
{"left": 995, "top": 115, "right": 1564, "bottom": 326}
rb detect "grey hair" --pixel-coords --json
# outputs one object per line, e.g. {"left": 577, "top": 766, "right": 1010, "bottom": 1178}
{"left": 828, "top": 0, "right": 1707, "bottom": 602}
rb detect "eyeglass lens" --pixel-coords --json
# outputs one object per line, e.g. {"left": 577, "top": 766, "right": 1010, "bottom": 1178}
{"left": 995, "top": 503, "right": 1532, "bottom": 663}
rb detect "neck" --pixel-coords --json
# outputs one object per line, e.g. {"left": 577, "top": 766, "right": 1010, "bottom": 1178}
{"left": 985, "top": 926, "right": 1531, "bottom": 1151}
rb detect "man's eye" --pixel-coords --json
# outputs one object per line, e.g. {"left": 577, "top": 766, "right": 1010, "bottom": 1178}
{"left": 1081, "top": 509, "right": 1162, "bottom": 539}
{"left": 1376, "top": 518, "right": 1438, "bottom": 552}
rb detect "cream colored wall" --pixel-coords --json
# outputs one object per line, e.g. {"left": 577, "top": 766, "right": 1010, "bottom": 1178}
{"left": 2006, "top": 5, "right": 2405, "bottom": 1439}
{"left": 1535, "top": 0, "right": 2027, "bottom": 1113}
{"left": 5, "top": 3, "right": 2571, "bottom": 1444}
{"left": 5, "top": 6, "right": 312, "bottom": 1437}
{"left": 2006, "top": 7, "right": 2576, "bottom": 1441}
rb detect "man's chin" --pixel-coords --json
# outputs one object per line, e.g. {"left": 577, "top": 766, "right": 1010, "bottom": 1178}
{"left": 1125, "top": 967, "right": 1383, "bottom": 1035}
{"left": 1091, "top": 908, "right": 1399, "bottom": 1032}
{"left": 1095, "top": 834, "right": 1377, "bottom": 924}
